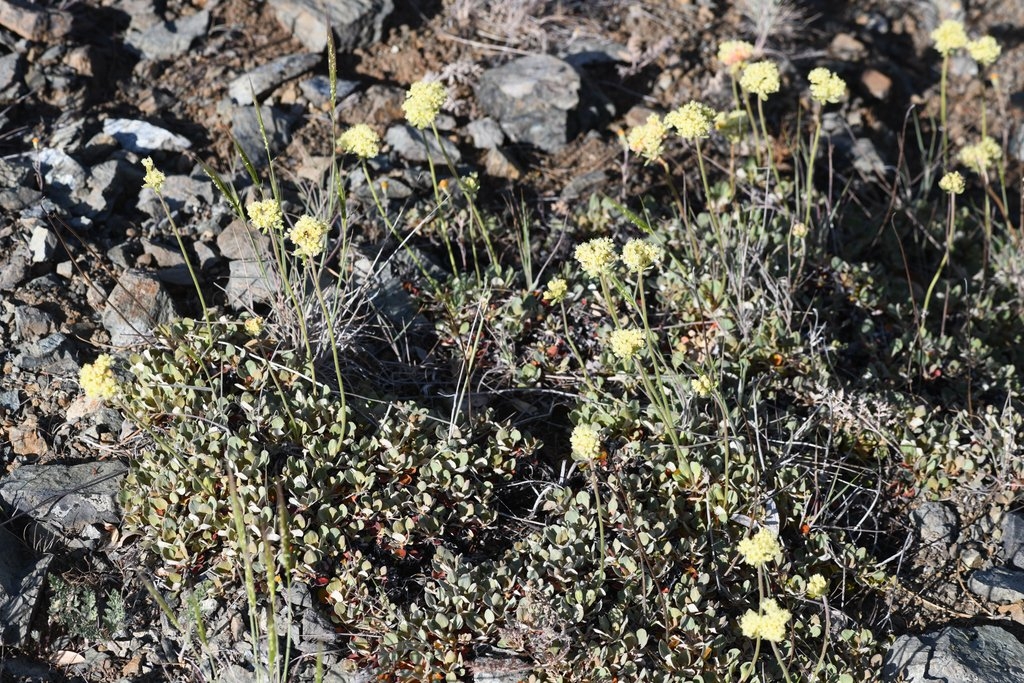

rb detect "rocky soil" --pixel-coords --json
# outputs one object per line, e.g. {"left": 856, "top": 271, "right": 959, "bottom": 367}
{"left": 1, "top": 0, "right": 1024, "bottom": 681}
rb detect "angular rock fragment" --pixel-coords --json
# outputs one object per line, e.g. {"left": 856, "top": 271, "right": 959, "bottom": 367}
{"left": 269, "top": 0, "right": 393, "bottom": 53}
{"left": 883, "top": 624, "right": 1024, "bottom": 683}
{"left": 229, "top": 52, "right": 321, "bottom": 104}
{"left": 100, "top": 269, "right": 177, "bottom": 347}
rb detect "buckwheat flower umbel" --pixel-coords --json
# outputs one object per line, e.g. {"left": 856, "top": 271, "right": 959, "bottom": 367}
{"left": 665, "top": 101, "right": 716, "bottom": 140}
{"left": 609, "top": 328, "right": 646, "bottom": 360}
{"left": 715, "top": 109, "right": 748, "bottom": 143}
{"left": 967, "top": 36, "right": 1000, "bottom": 66}
{"left": 808, "top": 67, "right": 846, "bottom": 105}
{"left": 692, "top": 374, "right": 716, "bottom": 397}
{"left": 740, "top": 61, "right": 780, "bottom": 101}
{"left": 403, "top": 80, "right": 447, "bottom": 129}
{"left": 337, "top": 124, "right": 381, "bottom": 159}
{"left": 737, "top": 528, "right": 782, "bottom": 567}
{"left": 141, "top": 157, "right": 165, "bottom": 193}
{"left": 289, "top": 214, "right": 329, "bottom": 258}
{"left": 570, "top": 424, "right": 602, "bottom": 461}
{"left": 717, "top": 40, "right": 755, "bottom": 72}
{"left": 543, "top": 277, "right": 568, "bottom": 304}
{"left": 791, "top": 222, "right": 809, "bottom": 239}
{"left": 741, "top": 599, "right": 791, "bottom": 642}
{"left": 80, "top": 354, "right": 118, "bottom": 401}
{"left": 626, "top": 113, "right": 667, "bottom": 162}
{"left": 806, "top": 573, "right": 828, "bottom": 599}
{"left": 247, "top": 199, "right": 284, "bottom": 233}
{"left": 931, "top": 19, "right": 968, "bottom": 56}
{"left": 574, "top": 238, "right": 617, "bottom": 279}
{"left": 244, "top": 316, "right": 264, "bottom": 336}
{"left": 939, "top": 171, "right": 965, "bottom": 194}
{"left": 958, "top": 136, "right": 1002, "bottom": 174}
{"left": 621, "top": 239, "right": 663, "bottom": 273}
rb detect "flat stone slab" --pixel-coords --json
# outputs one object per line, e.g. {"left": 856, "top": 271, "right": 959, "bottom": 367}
{"left": 0, "top": 526, "right": 51, "bottom": 646}
{"left": 969, "top": 567, "right": 1024, "bottom": 604}
{"left": 229, "top": 52, "right": 321, "bottom": 104}
{"left": 884, "top": 624, "right": 1024, "bottom": 683}
{"left": 0, "top": 461, "right": 126, "bottom": 536}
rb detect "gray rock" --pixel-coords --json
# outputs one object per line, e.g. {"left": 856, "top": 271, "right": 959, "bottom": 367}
{"left": 217, "top": 218, "right": 271, "bottom": 261}
{"left": 80, "top": 158, "right": 130, "bottom": 217}
{"left": 466, "top": 117, "right": 505, "bottom": 150}
{"left": 0, "top": 527, "right": 51, "bottom": 646}
{"left": 1004, "top": 509, "right": 1024, "bottom": 569}
{"left": 476, "top": 55, "right": 581, "bottom": 153}
{"left": 28, "top": 224, "right": 57, "bottom": 263}
{"left": 101, "top": 269, "right": 178, "bottom": 347}
{"left": 883, "top": 624, "right": 1024, "bottom": 683}
{"left": 103, "top": 118, "right": 192, "bottom": 153}
{"left": 0, "top": 461, "right": 126, "bottom": 536}
{"left": 13, "top": 333, "right": 79, "bottom": 377}
{"left": 851, "top": 138, "right": 887, "bottom": 178}
{"left": 141, "top": 238, "right": 186, "bottom": 268}
{"left": 35, "top": 148, "right": 87, "bottom": 208}
{"left": 300, "top": 76, "right": 358, "bottom": 105}
{"left": 231, "top": 105, "right": 293, "bottom": 168}
{"left": 1010, "top": 123, "right": 1024, "bottom": 164}
{"left": 0, "top": 52, "right": 25, "bottom": 105}
{"left": 137, "top": 171, "right": 216, "bottom": 219}
{"left": 912, "top": 501, "right": 958, "bottom": 545}
{"left": 13, "top": 306, "right": 54, "bottom": 340}
{"left": 0, "top": 186, "right": 42, "bottom": 213}
{"left": 269, "top": 0, "right": 393, "bottom": 53}
{"left": 225, "top": 258, "right": 281, "bottom": 309}
{"left": 229, "top": 52, "right": 321, "bottom": 104}
{"left": 0, "top": 246, "right": 31, "bottom": 291}
{"left": 385, "top": 124, "right": 461, "bottom": 165}
{"left": 126, "top": 9, "right": 210, "bottom": 61}
{"left": 0, "top": 390, "right": 19, "bottom": 413}
{"left": 969, "top": 567, "right": 1024, "bottom": 603}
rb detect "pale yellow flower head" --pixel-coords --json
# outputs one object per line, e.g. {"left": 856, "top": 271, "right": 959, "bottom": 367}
{"left": 806, "top": 573, "right": 828, "bottom": 599}
{"left": 574, "top": 238, "right": 617, "bottom": 279}
{"left": 80, "top": 354, "right": 118, "bottom": 401}
{"left": 570, "top": 424, "right": 602, "bottom": 461}
{"left": 141, "top": 157, "right": 165, "bottom": 193}
{"left": 967, "top": 36, "right": 1001, "bottom": 66}
{"left": 626, "top": 114, "right": 667, "bottom": 162}
{"left": 740, "top": 61, "right": 781, "bottom": 100}
{"left": 931, "top": 19, "right": 968, "bottom": 56}
{"left": 715, "top": 109, "right": 749, "bottom": 143}
{"left": 737, "top": 528, "right": 781, "bottom": 566}
{"left": 289, "top": 214, "right": 329, "bottom": 258}
{"left": 938, "top": 171, "right": 965, "bottom": 195}
{"left": 692, "top": 374, "right": 717, "bottom": 397}
{"left": 958, "top": 136, "right": 1002, "bottom": 175}
{"left": 337, "top": 124, "right": 381, "bottom": 159}
{"left": 244, "top": 316, "right": 264, "bottom": 336}
{"left": 609, "top": 328, "right": 646, "bottom": 360}
{"left": 717, "top": 40, "right": 755, "bottom": 71}
{"left": 247, "top": 199, "right": 284, "bottom": 233}
{"left": 740, "top": 598, "right": 791, "bottom": 642}
{"left": 621, "top": 239, "right": 663, "bottom": 273}
{"left": 665, "top": 101, "right": 716, "bottom": 140}
{"left": 791, "top": 222, "right": 809, "bottom": 239}
{"left": 808, "top": 67, "right": 846, "bottom": 105}
{"left": 543, "top": 277, "right": 568, "bottom": 304}
{"left": 403, "top": 81, "right": 447, "bottom": 129}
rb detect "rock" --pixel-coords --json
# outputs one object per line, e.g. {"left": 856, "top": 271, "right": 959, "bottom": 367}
{"left": 269, "top": 0, "right": 393, "bottom": 53}
{"left": 883, "top": 624, "right": 1024, "bottom": 683}
{"left": 141, "top": 238, "right": 186, "bottom": 268}
{"left": 912, "top": 501, "right": 958, "bottom": 545}
{"left": 0, "top": 461, "right": 126, "bottom": 536}
{"left": 829, "top": 33, "right": 867, "bottom": 61}
{"left": 0, "top": 390, "right": 19, "bottom": 414}
{"left": 217, "top": 218, "right": 271, "bottom": 261}
{"left": 231, "top": 105, "right": 293, "bottom": 168}
{"left": 467, "top": 118, "right": 505, "bottom": 150}
{"left": 476, "top": 55, "right": 581, "bottom": 153}
{"left": 861, "top": 68, "right": 892, "bottom": 100}
{"left": 851, "top": 138, "right": 886, "bottom": 178}
{"left": 300, "top": 76, "right": 358, "bottom": 106}
{"left": 80, "top": 158, "right": 131, "bottom": 217}
{"left": 225, "top": 258, "right": 281, "bottom": 309}
{"left": 0, "top": 52, "right": 25, "bottom": 105}
{"left": 0, "top": 186, "right": 41, "bottom": 213}
{"left": 1004, "top": 509, "right": 1024, "bottom": 569}
{"left": 482, "top": 147, "right": 521, "bottom": 180}
{"left": 126, "top": 9, "right": 210, "bottom": 61}
{"left": 0, "top": 526, "right": 52, "bottom": 646}
{"left": 28, "top": 224, "right": 57, "bottom": 263}
{"left": 1010, "top": 123, "right": 1024, "bottom": 163}
{"left": 0, "top": 0, "right": 71, "bottom": 42}
{"left": 13, "top": 333, "right": 79, "bottom": 377}
{"left": 228, "top": 52, "right": 321, "bottom": 104}
{"left": 6, "top": 419, "right": 46, "bottom": 457}
{"left": 385, "top": 124, "right": 461, "bottom": 165}
{"left": 969, "top": 567, "right": 1024, "bottom": 603}
{"left": 0, "top": 246, "right": 31, "bottom": 291}
{"left": 14, "top": 306, "right": 55, "bottom": 340}
{"left": 100, "top": 269, "right": 178, "bottom": 347}
{"left": 103, "top": 118, "right": 192, "bottom": 153}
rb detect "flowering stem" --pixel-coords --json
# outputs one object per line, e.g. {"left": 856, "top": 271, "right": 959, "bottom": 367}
{"left": 940, "top": 55, "right": 950, "bottom": 166}
{"left": 418, "top": 130, "right": 461, "bottom": 276}
{"left": 918, "top": 191, "right": 956, "bottom": 357}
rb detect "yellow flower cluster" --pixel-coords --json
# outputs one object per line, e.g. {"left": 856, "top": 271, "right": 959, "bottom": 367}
{"left": 938, "top": 171, "right": 965, "bottom": 194}
{"left": 575, "top": 238, "right": 617, "bottom": 278}
{"left": 337, "top": 124, "right": 381, "bottom": 159}
{"left": 808, "top": 67, "right": 846, "bottom": 105}
{"left": 967, "top": 36, "right": 1000, "bottom": 66}
{"left": 543, "top": 277, "right": 568, "bottom": 303}
{"left": 806, "top": 573, "right": 828, "bottom": 599}
{"left": 609, "top": 328, "right": 646, "bottom": 360}
{"left": 247, "top": 199, "right": 283, "bottom": 233}
{"left": 791, "top": 222, "right": 809, "bottom": 239}
{"left": 737, "top": 528, "right": 781, "bottom": 566}
{"left": 717, "top": 40, "right": 755, "bottom": 71}
{"left": 80, "top": 354, "right": 118, "bottom": 401}
{"left": 570, "top": 424, "right": 602, "bottom": 461}
{"left": 958, "top": 136, "right": 1002, "bottom": 175}
{"left": 665, "top": 101, "right": 716, "bottom": 140}
{"left": 289, "top": 214, "right": 329, "bottom": 258}
{"left": 740, "top": 599, "right": 791, "bottom": 642}
{"left": 626, "top": 114, "right": 667, "bottom": 162}
{"left": 692, "top": 374, "right": 716, "bottom": 397}
{"left": 931, "top": 19, "right": 968, "bottom": 56}
{"left": 715, "top": 109, "right": 748, "bottom": 143}
{"left": 403, "top": 81, "right": 447, "bottom": 129}
{"left": 740, "top": 60, "right": 780, "bottom": 100}
{"left": 141, "top": 157, "right": 165, "bottom": 193}
{"left": 622, "top": 239, "right": 663, "bottom": 273}
{"left": 244, "top": 316, "right": 264, "bottom": 336}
